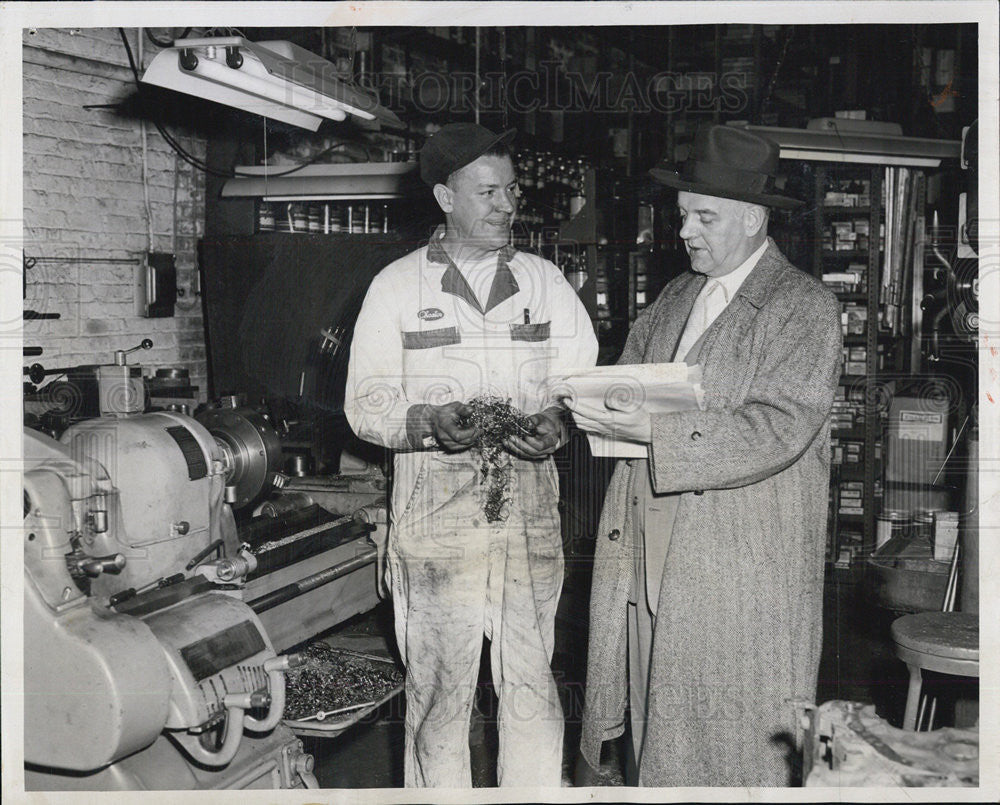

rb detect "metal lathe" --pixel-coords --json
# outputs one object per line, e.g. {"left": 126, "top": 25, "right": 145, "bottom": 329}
{"left": 22, "top": 350, "right": 387, "bottom": 790}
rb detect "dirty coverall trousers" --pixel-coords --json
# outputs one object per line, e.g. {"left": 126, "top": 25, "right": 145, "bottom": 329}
{"left": 386, "top": 450, "right": 565, "bottom": 787}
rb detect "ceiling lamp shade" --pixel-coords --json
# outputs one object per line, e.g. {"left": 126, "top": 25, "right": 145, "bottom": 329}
{"left": 141, "top": 36, "right": 403, "bottom": 130}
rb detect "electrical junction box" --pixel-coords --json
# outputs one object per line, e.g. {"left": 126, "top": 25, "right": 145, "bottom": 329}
{"left": 135, "top": 252, "right": 177, "bottom": 318}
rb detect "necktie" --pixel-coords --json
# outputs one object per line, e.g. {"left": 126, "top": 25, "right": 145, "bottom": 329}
{"left": 675, "top": 279, "right": 724, "bottom": 361}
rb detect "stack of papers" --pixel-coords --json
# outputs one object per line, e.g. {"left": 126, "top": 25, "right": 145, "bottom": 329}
{"left": 552, "top": 363, "right": 704, "bottom": 458}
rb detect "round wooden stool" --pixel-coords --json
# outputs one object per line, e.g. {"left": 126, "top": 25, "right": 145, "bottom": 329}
{"left": 891, "top": 612, "right": 979, "bottom": 730}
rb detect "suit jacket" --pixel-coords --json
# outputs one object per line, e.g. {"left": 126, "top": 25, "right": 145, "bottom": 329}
{"left": 579, "top": 239, "right": 842, "bottom": 786}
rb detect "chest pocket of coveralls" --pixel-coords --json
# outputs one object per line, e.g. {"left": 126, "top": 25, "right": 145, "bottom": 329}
{"left": 509, "top": 322, "right": 550, "bottom": 342}
{"left": 400, "top": 326, "right": 463, "bottom": 402}
{"left": 402, "top": 326, "right": 462, "bottom": 349}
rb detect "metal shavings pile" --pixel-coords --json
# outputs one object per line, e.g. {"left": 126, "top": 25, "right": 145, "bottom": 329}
{"left": 283, "top": 643, "right": 402, "bottom": 721}
{"left": 464, "top": 396, "right": 536, "bottom": 523}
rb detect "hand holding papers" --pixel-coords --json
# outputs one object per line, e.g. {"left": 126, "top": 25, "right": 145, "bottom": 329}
{"left": 553, "top": 363, "right": 704, "bottom": 458}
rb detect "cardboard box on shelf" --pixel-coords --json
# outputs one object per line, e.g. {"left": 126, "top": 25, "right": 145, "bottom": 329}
{"left": 885, "top": 396, "right": 951, "bottom": 513}
{"left": 933, "top": 511, "right": 960, "bottom": 562}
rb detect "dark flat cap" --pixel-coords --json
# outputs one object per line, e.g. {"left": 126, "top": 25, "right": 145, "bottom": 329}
{"left": 420, "top": 123, "right": 517, "bottom": 187}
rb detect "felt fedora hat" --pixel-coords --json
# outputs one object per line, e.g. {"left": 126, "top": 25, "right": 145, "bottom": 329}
{"left": 650, "top": 124, "right": 802, "bottom": 209}
{"left": 420, "top": 123, "right": 517, "bottom": 187}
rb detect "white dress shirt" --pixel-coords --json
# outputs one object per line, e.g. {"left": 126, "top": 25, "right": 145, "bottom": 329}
{"left": 673, "top": 239, "right": 768, "bottom": 361}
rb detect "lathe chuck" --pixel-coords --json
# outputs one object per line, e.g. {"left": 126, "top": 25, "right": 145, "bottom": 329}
{"left": 197, "top": 406, "right": 282, "bottom": 509}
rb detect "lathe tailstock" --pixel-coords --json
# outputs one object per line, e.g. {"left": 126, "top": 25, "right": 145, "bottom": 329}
{"left": 23, "top": 395, "right": 385, "bottom": 790}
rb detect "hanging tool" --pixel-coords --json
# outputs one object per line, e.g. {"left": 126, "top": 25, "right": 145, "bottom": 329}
{"left": 22, "top": 251, "right": 60, "bottom": 320}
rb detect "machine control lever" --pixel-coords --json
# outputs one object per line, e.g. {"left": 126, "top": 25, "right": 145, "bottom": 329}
{"left": 114, "top": 338, "right": 153, "bottom": 366}
{"left": 107, "top": 572, "right": 184, "bottom": 608}
{"left": 185, "top": 538, "right": 224, "bottom": 571}
{"left": 74, "top": 553, "right": 126, "bottom": 578}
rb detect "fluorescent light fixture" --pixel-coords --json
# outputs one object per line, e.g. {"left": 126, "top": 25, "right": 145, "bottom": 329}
{"left": 141, "top": 36, "right": 402, "bottom": 131}
{"left": 776, "top": 149, "right": 943, "bottom": 167}
{"left": 221, "top": 162, "right": 418, "bottom": 199}
{"left": 746, "top": 125, "right": 960, "bottom": 167}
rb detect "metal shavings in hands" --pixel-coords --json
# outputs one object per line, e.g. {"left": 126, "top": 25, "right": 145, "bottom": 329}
{"left": 463, "top": 396, "right": 536, "bottom": 523}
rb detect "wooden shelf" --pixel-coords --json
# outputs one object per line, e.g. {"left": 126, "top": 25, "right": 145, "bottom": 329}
{"left": 835, "top": 463, "right": 881, "bottom": 481}
{"left": 832, "top": 426, "right": 867, "bottom": 440}
{"left": 822, "top": 206, "right": 873, "bottom": 216}
{"left": 842, "top": 332, "right": 893, "bottom": 345}
{"left": 252, "top": 231, "right": 406, "bottom": 241}
{"left": 822, "top": 250, "right": 874, "bottom": 259}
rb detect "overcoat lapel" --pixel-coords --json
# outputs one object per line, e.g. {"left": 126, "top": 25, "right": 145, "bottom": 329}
{"left": 643, "top": 273, "right": 705, "bottom": 364}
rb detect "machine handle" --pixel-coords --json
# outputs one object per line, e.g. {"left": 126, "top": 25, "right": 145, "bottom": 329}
{"left": 185, "top": 538, "right": 224, "bottom": 570}
{"left": 24, "top": 363, "right": 54, "bottom": 384}
{"left": 76, "top": 553, "right": 126, "bottom": 577}
{"left": 25, "top": 339, "right": 154, "bottom": 382}
{"left": 169, "top": 705, "right": 245, "bottom": 767}
{"left": 114, "top": 339, "right": 153, "bottom": 366}
{"left": 242, "top": 656, "right": 293, "bottom": 732}
{"left": 170, "top": 652, "right": 295, "bottom": 768}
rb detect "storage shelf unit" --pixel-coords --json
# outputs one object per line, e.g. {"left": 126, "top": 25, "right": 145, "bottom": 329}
{"left": 761, "top": 126, "right": 959, "bottom": 566}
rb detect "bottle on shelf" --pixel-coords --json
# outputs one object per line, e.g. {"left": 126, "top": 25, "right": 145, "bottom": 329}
{"left": 566, "top": 250, "right": 588, "bottom": 294}
{"left": 307, "top": 205, "right": 322, "bottom": 234}
{"left": 258, "top": 202, "right": 275, "bottom": 233}
{"left": 368, "top": 203, "right": 383, "bottom": 235}
{"left": 569, "top": 159, "right": 587, "bottom": 217}
{"left": 330, "top": 204, "right": 345, "bottom": 233}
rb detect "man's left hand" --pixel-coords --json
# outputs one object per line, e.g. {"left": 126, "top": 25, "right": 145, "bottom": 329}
{"left": 567, "top": 399, "right": 653, "bottom": 444}
{"left": 504, "top": 407, "right": 567, "bottom": 460}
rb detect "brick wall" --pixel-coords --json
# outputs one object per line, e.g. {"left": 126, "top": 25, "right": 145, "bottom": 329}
{"left": 22, "top": 28, "right": 209, "bottom": 399}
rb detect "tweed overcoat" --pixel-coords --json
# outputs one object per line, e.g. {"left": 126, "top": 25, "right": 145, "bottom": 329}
{"left": 579, "top": 239, "right": 842, "bottom": 786}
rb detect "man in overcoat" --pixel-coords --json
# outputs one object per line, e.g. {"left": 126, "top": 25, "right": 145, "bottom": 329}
{"left": 570, "top": 125, "right": 842, "bottom": 787}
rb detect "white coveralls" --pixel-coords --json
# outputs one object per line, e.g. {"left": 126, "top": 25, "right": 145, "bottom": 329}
{"left": 345, "top": 229, "right": 597, "bottom": 787}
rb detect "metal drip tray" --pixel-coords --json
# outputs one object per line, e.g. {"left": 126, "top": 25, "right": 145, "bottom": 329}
{"left": 865, "top": 535, "right": 950, "bottom": 612}
{"left": 282, "top": 640, "right": 403, "bottom": 739}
